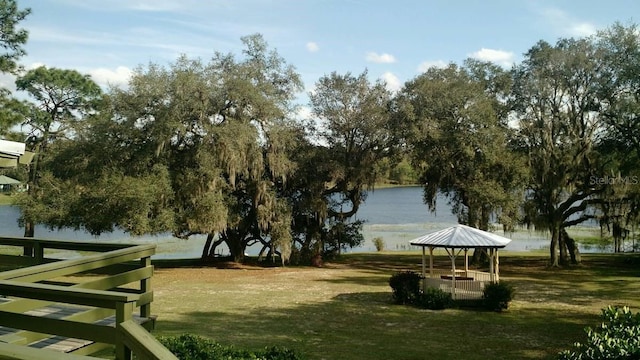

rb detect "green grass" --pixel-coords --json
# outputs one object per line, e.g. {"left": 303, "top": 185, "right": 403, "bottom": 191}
{"left": 0, "top": 194, "right": 15, "bottom": 205}
{"left": 146, "top": 252, "right": 640, "bottom": 360}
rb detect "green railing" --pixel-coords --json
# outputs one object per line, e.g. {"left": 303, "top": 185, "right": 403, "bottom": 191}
{"left": 0, "top": 237, "right": 177, "bottom": 360}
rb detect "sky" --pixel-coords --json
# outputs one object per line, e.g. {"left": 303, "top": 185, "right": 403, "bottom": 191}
{"left": 5, "top": 0, "right": 640, "bottom": 109}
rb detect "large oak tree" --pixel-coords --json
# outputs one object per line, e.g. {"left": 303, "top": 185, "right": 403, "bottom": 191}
{"left": 398, "top": 61, "right": 526, "bottom": 233}
{"left": 293, "top": 71, "right": 396, "bottom": 260}
{"left": 32, "top": 35, "right": 303, "bottom": 263}
{"left": 511, "top": 38, "right": 609, "bottom": 266}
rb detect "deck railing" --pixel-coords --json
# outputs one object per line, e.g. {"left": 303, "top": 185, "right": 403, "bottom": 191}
{"left": 422, "top": 269, "right": 491, "bottom": 300}
{"left": 0, "top": 236, "right": 177, "bottom": 360}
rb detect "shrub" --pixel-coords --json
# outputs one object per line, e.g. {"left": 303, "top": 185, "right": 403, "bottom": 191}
{"left": 372, "top": 237, "right": 385, "bottom": 251}
{"left": 159, "top": 334, "right": 304, "bottom": 360}
{"left": 558, "top": 306, "right": 640, "bottom": 360}
{"left": 417, "top": 287, "right": 453, "bottom": 310}
{"left": 260, "top": 346, "right": 305, "bottom": 360}
{"left": 389, "top": 271, "right": 422, "bottom": 305}
{"left": 482, "top": 281, "right": 514, "bottom": 312}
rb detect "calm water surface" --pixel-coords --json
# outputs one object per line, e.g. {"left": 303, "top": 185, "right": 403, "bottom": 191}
{"left": 0, "top": 187, "right": 607, "bottom": 258}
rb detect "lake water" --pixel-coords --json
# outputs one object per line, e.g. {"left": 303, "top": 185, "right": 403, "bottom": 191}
{"left": 352, "top": 187, "right": 607, "bottom": 254}
{"left": 0, "top": 186, "right": 608, "bottom": 258}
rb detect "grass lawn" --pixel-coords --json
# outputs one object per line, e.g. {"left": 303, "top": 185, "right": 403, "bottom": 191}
{"left": 147, "top": 252, "right": 640, "bottom": 360}
{"left": 0, "top": 194, "right": 14, "bottom": 205}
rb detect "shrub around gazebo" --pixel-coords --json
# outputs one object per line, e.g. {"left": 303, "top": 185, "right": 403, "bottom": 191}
{"left": 389, "top": 271, "right": 453, "bottom": 310}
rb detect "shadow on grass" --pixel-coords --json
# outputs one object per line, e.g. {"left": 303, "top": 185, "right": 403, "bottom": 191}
{"left": 324, "top": 252, "right": 640, "bottom": 309}
{"left": 332, "top": 252, "right": 640, "bottom": 277}
{"left": 317, "top": 271, "right": 388, "bottom": 287}
{"left": 148, "top": 252, "right": 639, "bottom": 359}
{"left": 154, "top": 288, "right": 597, "bottom": 360}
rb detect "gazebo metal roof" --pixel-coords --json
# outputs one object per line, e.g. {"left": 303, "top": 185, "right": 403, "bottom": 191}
{"left": 410, "top": 224, "right": 512, "bottom": 249}
{"left": 0, "top": 175, "right": 20, "bottom": 185}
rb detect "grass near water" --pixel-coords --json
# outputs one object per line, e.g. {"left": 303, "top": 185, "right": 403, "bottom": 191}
{"left": 0, "top": 194, "right": 14, "bottom": 206}
{"left": 146, "top": 252, "right": 640, "bottom": 360}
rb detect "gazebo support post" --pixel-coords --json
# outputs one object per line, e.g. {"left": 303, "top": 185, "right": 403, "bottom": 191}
{"left": 495, "top": 249, "right": 500, "bottom": 282}
{"left": 448, "top": 248, "right": 456, "bottom": 299}
{"left": 420, "top": 247, "right": 426, "bottom": 291}
{"left": 464, "top": 248, "right": 469, "bottom": 277}
{"left": 445, "top": 248, "right": 464, "bottom": 300}
{"left": 489, "top": 248, "right": 495, "bottom": 282}
{"left": 429, "top": 246, "right": 434, "bottom": 278}
{"left": 421, "top": 247, "right": 426, "bottom": 278}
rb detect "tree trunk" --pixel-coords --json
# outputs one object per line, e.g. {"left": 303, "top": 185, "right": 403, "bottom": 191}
{"left": 562, "top": 229, "right": 581, "bottom": 264}
{"left": 469, "top": 208, "right": 490, "bottom": 265}
{"left": 257, "top": 244, "right": 268, "bottom": 261}
{"left": 471, "top": 248, "right": 489, "bottom": 265}
{"left": 559, "top": 228, "right": 569, "bottom": 266}
{"left": 612, "top": 223, "right": 628, "bottom": 253}
{"left": 480, "top": 206, "right": 490, "bottom": 231}
{"left": 224, "top": 234, "right": 245, "bottom": 263}
{"left": 209, "top": 238, "right": 225, "bottom": 257}
{"left": 23, "top": 158, "right": 38, "bottom": 256}
{"left": 201, "top": 233, "right": 215, "bottom": 259}
{"left": 550, "top": 226, "right": 560, "bottom": 267}
{"left": 22, "top": 219, "right": 34, "bottom": 256}
{"left": 201, "top": 235, "right": 225, "bottom": 259}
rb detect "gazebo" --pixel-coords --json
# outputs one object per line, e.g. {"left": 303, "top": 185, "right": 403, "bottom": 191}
{"left": 410, "top": 224, "right": 512, "bottom": 300}
{"left": 0, "top": 175, "right": 21, "bottom": 192}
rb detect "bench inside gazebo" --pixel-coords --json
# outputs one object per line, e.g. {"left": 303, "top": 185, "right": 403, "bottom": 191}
{"left": 410, "top": 224, "right": 512, "bottom": 300}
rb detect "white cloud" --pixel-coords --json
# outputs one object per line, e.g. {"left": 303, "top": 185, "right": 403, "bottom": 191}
{"left": 365, "top": 52, "right": 396, "bottom": 64}
{"left": 469, "top": 48, "right": 515, "bottom": 67}
{"left": 306, "top": 42, "right": 319, "bottom": 53}
{"left": 5, "top": 63, "right": 131, "bottom": 91}
{"left": 569, "top": 22, "right": 598, "bottom": 37}
{"left": 27, "top": 62, "right": 46, "bottom": 70}
{"left": 58, "top": 0, "right": 221, "bottom": 13}
{"left": 417, "top": 60, "right": 448, "bottom": 73}
{"left": 28, "top": 26, "right": 112, "bottom": 46}
{"left": 305, "top": 83, "right": 318, "bottom": 97}
{"left": 129, "top": 1, "right": 185, "bottom": 12}
{"left": 88, "top": 66, "right": 133, "bottom": 88}
{"left": 295, "top": 105, "right": 313, "bottom": 120}
{"left": 380, "top": 72, "right": 402, "bottom": 93}
{"left": 27, "top": 25, "right": 217, "bottom": 64}
{"left": 0, "top": 73, "right": 16, "bottom": 92}
{"left": 539, "top": 7, "right": 598, "bottom": 37}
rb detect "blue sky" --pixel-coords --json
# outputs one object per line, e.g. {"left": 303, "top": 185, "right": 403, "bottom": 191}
{"left": 7, "top": 0, "right": 640, "bottom": 106}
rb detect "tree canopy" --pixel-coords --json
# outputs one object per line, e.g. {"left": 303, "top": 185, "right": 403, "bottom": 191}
{"left": 13, "top": 66, "right": 103, "bottom": 238}
{"left": 21, "top": 35, "right": 306, "bottom": 262}
{"left": 0, "top": 0, "right": 29, "bottom": 74}
{"left": 6, "top": 19, "right": 640, "bottom": 266}
{"left": 0, "top": 0, "right": 29, "bottom": 135}
{"left": 399, "top": 60, "right": 526, "bottom": 232}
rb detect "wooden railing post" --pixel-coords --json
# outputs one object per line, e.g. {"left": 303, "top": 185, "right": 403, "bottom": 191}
{"left": 22, "top": 246, "right": 33, "bottom": 257}
{"left": 0, "top": 238, "right": 171, "bottom": 359}
{"left": 33, "top": 241, "right": 43, "bottom": 264}
{"left": 140, "top": 256, "right": 152, "bottom": 319}
{"left": 115, "top": 300, "right": 135, "bottom": 360}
